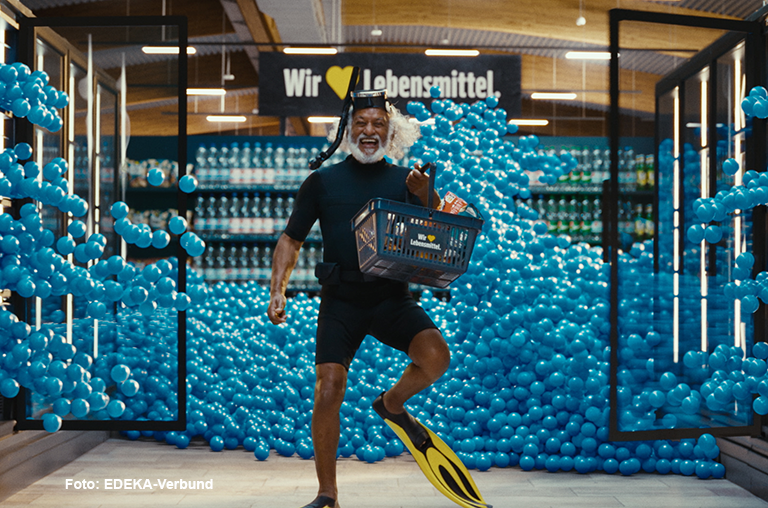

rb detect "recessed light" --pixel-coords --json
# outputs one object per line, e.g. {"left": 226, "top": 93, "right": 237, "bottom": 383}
{"left": 142, "top": 46, "right": 196, "bottom": 55}
{"left": 565, "top": 51, "right": 612, "bottom": 60}
{"left": 531, "top": 92, "right": 578, "bottom": 100}
{"left": 425, "top": 49, "right": 479, "bottom": 57}
{"left": 284, "top": 47, "right": 338, "bottom": 55}
{"left": 508, "top": 119, "right": 549, "bottom": 126}
{"left": 206, "top": 115, "right": 247, "bottom": 123}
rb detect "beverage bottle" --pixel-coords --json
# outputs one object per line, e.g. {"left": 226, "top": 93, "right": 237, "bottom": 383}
{"left": 226, "top": 244, "right": 237, "bottom": 281}
{"left": 218, "top": 144, "right": 230, "bottom": 185}
{"left": 261, "top": 246, "right": 272, "bottom": 282}
{"left": 252, "top": 194, "right": 262, "bottom": 235}
{"left": 251, "top": 142, "right": 263, "bottom": 185}
{"left": 592, "top": 197, "right": 603, "bottom": 236}
{"left": 556, "top": 195, "right": 567, "bottom": 234}
{"left": 215, "top": 244, "right": 226, "bottom": 281}
{"left": 263, "top": 143, "right": 275, "bottom": 185}
{"left": 239, "top": 142, "right": 252, "bottom": 187}
{"left": 580, "top": 197, "right": 592, "bottom": 237}
{"left": 195, "top": 194, "right": 206, "bottom": 233}
{"left": 634, "top": 203, "right": 645, "bottom": 240}
{"left": 229, "top": 142, "right": 240, "bottom": 185}
{"left": 546, "top": 195, "right": 557, "bottom": 233}
{"left": 218, "top": 194, "right": 229, "bottom": 234}
{"left": 635, "top": 154, "right": 647, "bottom": 190}
{"left": 299, "top": 146, "right": 311, "bottom": 182}
{"left": 202, "top": 246, "right": 215, "bottom": 280}
{"left": 253, "top": 244, "right": 263, "bottom": 281}
{"left": 229, "top": 193, "right": 240, "bottom": 235}
{"left": 194, "top": 144, "right": 208, "bottom": 184}
{"left": 644, "top": 203, "right": 654, "bottom": 239}
{"left": 645, "top": 155, "right": 655, "bottom": 189}
{"left": 238, "top": 194, "right": 250, "bottom": 236}
{"left": 262, "top": 193, "right": 274, "bottom": 234}
{"left": 274, "top": 146, "right": 286, "bottom": 186}
{"left": 274, "top": 194, "right": 286, "bottom": 232}
{"left": 238, "top": 244, "right": 250, "bottom": 281}
{"left": 567, "top": 196, "right": 578, "bottom": 234}
{"left": 296, "top": 245, "right": 307, "bottom": 283}
{"left": 206, "top": 144, "right": 219, "bottom": 186}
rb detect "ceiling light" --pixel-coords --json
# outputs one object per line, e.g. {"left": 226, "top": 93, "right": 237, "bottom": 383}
{"left": 531, "top": 92, "right": 578, "bottom": 100}
{"left": 284, "top": 47, "right": 338, "bottom": 55}
{"left": 508, "top": 119, "right": 549, "bottom": 126}
{"left": 206, "top": 115, "right": 246, "bottom": 123}
{"left": 371, "top": 28, "right": 382, "bottom": 37}
{"left": 187, "top": 88, "right": 226, "bottom": 96}
{"left": 142, "top": 46, "right": 196, "bottom": 55}
{"left": 425, "top": 49, "right": 479, "bottom": 57}
{"left": 565, "top": 51, "right": 612, "bottom": 60}
{"left": 307, "top": 116, "right": 339, "bottom": 124}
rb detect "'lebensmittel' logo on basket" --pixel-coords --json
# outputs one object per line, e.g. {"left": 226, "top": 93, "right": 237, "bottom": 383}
{"left": 405, "top": 226, "right": 449, "bottom": 258}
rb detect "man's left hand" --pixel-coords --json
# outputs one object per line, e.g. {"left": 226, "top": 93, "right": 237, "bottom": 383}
{"left": 407, "top": 164, "right": 437, "bottom": 208}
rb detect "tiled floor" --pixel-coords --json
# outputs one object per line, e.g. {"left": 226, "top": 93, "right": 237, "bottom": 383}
{"left": 3, "top": 438, "right": 768, "bottom": 508}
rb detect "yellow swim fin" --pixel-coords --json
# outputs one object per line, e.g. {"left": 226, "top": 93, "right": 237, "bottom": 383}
{"left": 373, "top": 393, "right": 492, "bottom": 508}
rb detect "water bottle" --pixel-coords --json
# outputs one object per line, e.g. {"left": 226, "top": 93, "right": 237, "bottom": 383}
{"left": 260, "top": 245, "right": 272, "bottom": 281}
{"left": 218, "top": 143, "right": 230, "bottom": 185}
{"left": 251, "top": 142, "right": 263, "bottom": 185}
{"left": 239, "top": 142, "right": 252, "bottom": 187}
{"left": 262, "top": 193, "right": 274, "bottom": 234}
{"left": 229, "top": 193, "right": 240, "bottom": 235}
{"left": 218, "top": 194, "right": 229, "bottom": 233}
{"left": 194, "top": 144, "right": 208, "bottom": 184}
{"left": 238, "top": 194, "right": 250, "bottom": 236}
{"left": 195, "top": 194, "right": 206, "bottom": 233}
{"left": 251, "top": 193, "right": 262, "bottom": 235}
{"left": 206, "top": 144, "right": 219, "bottom": 185}
{"left": 228, "top": 142, "right": 240, "bottom": 185}
{"left": 274, "top": 194, "right": 286, "bottom": 232}
{"left": 263, "top": 143, "right": 275, "bottom": 185}
{"left": 274, "top": 145, "right": 286, "bottom": 186}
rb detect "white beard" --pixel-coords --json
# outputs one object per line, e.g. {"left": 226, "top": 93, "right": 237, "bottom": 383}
{"left": 348, "top": 131, "right": 388, "bottom": 164}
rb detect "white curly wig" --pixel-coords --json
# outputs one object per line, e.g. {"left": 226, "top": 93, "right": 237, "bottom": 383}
{"left": 328, "top": 103, "right": 420, "bottom": 162}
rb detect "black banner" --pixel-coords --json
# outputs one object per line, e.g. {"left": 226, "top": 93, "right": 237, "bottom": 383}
{"left": 259, "top": 52, "right": 521, "bottom": 117}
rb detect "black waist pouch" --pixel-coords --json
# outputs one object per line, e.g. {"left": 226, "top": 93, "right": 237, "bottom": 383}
{"left": 315, "top": 262, "right": 341, "bottom": 285}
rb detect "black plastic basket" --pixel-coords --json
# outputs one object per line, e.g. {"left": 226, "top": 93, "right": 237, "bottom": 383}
{"left": 351, "top": 165, "right": 483, "bottom": 288}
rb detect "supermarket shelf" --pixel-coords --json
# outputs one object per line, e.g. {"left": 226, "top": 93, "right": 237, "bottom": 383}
{"left": 529, "top": 183, "right": 655, "bottom": 196}
{"left": 197, "top": 183, "right": 302, "bottom": 193}
{"left": 197, "top": 233, "right": 322, "bottom": 243}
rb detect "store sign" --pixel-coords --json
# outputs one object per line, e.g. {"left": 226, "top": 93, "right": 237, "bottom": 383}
{"left": 259, "top": 52, "right": 521, "bottom": 117}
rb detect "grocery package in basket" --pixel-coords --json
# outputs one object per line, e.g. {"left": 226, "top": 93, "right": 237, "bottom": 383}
{"left": 439, "top": 191, "right": 483, "bottom": 220}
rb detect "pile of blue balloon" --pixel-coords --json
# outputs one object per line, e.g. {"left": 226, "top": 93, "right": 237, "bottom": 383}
{"left": 0, "top": 59, "right": 209, "bottom": 433}
{"left": 4, "top": 80, "right": 768, "bottom": 479}
{"left": 741, "top": 85, "right": 768, "bottom": 119}
{"left": 0, "top": 62, "right": 68, "bottom": 132}
{"left": 113, "top": 87, "right": 743, "bottom": 479}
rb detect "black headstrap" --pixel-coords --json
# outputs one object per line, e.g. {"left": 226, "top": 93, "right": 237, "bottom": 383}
{"left": 308, "top": 67, "right": 360, "bottom": 170}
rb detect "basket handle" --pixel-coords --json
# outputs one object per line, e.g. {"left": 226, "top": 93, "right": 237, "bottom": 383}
{"left": 409, "top": 162, "right": 437, "bottom": 216}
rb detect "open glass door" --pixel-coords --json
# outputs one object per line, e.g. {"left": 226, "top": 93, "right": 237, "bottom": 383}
{"left": 9, "top": 16, "right": 188, "bottom": 432}
{"left": 609, "top": 9, "right": 764, "bottom": 440}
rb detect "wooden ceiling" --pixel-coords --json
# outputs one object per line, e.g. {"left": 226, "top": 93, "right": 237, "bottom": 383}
{"left": 25, "top": 0, "right": 757, "bottom": 137}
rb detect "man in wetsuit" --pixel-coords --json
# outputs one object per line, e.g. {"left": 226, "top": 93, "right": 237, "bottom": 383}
{"left": 267, "top": 90, "right": 450, "bottom": 508}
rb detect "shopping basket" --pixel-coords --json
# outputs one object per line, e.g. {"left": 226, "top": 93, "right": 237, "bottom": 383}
{"left": 351, "top": 164, "right": 484, "bottom": 289}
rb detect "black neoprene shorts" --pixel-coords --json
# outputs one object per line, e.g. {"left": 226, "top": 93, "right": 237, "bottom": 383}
{"left": 316, "top": 281, "right": 438, "bottom": 369}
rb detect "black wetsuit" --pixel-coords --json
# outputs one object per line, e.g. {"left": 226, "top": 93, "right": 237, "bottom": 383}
{"left": 284, "top": 155, "right": 437, "bottom": 368}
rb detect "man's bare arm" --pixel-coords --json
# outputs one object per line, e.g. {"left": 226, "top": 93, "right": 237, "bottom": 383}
{"left": 267, "top": 233, "right": 303, "bottom": 324}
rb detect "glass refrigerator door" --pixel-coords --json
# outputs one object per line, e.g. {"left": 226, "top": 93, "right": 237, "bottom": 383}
{"left": 12, "top": 18, "right": 188, "bottom": 432}
{"left": 610, "top": 11, "right": 762, "bottom": 441}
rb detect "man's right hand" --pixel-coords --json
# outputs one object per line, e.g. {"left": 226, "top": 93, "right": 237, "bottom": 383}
{"left": 268, "top": 292, "right": 287, "bottom": 324}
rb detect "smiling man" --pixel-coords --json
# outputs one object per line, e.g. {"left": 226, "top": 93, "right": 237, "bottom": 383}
{"left": 267, "top": 89, "right": 448, "bottom": 508}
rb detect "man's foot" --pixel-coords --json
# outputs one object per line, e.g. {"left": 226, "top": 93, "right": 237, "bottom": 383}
{"left": 372, "top": 391, "right": 429, "bottom": 449}
{"left": 300, "top": 495, "right": 339, "bottom": 508}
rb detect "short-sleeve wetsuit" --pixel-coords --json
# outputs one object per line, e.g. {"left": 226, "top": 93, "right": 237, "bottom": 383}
{"left": 284, "top": 155, "right": 437, "bottom": 369}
